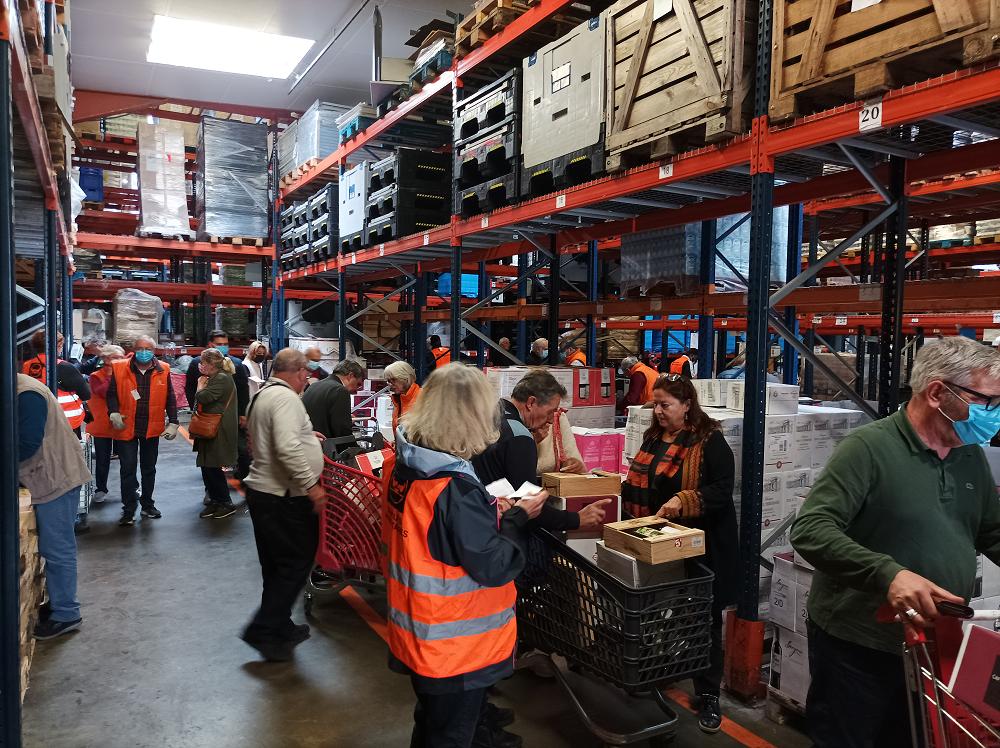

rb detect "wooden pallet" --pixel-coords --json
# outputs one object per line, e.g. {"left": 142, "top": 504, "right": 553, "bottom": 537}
{"left": 604, "top": 0, "right": 757, "bottom": 173}
{"left": 82, "top": 201, "right": 104, "bottom": 211}
{"left": 137, "top": 231, "right": 193, "bottom": 242}
{"left": 770, "top": 0, "right": 1000, "bottom": 123}
{"left": 455, "top": 0, "right": 587, "bottom": 56}
{"left": 208, "top": 236, "right": 266, "bottom": 247}
{"left": 279, "top": 158, "right": 321, "bottom": 188}
{"left": 764, "top": 685, "right": 806, "bottom": 725}
{"left": 974, "top": 233, "right": 1000, "bottom": 245}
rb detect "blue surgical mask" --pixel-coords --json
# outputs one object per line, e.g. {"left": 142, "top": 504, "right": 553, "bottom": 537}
{"left": 307, "top": 361, "right": 320, "bottom": 371}
{"left": 940, "top": 400, "right": 1000, "bottom": 445}
{"left": 214, "top": 345, "right": 229, "bottom": 357}
{"left": 134, "top": 349, "right": 154, "bottom": 364}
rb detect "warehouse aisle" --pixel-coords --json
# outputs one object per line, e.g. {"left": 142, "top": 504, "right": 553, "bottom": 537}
{"left": 21, "top": 437, "right": 811, "bottom": 748}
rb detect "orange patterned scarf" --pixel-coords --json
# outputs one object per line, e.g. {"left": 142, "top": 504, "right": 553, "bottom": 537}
{"left": 623, "top": 428, "right": 706, "bottom": 518}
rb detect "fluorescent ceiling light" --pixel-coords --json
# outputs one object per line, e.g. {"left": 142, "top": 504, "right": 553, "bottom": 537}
{"left": 147, "top": 15, "right": 314, "bottom": 79}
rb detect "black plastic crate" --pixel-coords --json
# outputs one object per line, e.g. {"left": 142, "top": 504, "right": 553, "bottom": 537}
{"left": 454, "top": 173, "right": 518, "bottom": 218}
{"left": 515, "top": 529, "right": 713, "bottom": 693}
{"left": 366, "top": 185, "right": 451, "bottom": 220}
{"left": 521, "top": 135, "right": 606, "bottom": 199}
{"left": 311, "top": 235, "right": 332, "bottom": 261}
{"left": 368, "top": 147, "right": 451, "bottom": 193}
{"left": 341, "top": 225, "right": 367, "bottom": 253}
{"left": 310, "top": 213, "right": 334, "bottom": 241}
{"left": 367, "top": 209, "right": 449, "bottom": 244}
{"left": 292, "top": 202, "right": 309, "bottom": 227}
{"left": 279, "top": 204, "right": 297, "bottom": 230}
{"left": 453, "top": 68, "right": 520, "bottom": 143}
{"left": 307, "top": 184, "right": 336, "bottom": 220}
{"left": 279, "top": 248, "right": 296, "bottom": 271}
{"left": 454, "top": 119, "right": 519, "bottom": 189}
{"left": 290, "top": 224, "right": 311, "bottom": 248}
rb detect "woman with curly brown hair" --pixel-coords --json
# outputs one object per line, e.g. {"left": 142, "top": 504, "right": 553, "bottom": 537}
{"left": 622, "top": 372, "right": 739, "bottom": 734}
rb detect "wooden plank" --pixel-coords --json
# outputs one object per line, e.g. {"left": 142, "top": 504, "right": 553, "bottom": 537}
{"left": 930, "top": 0, "right": 976, "bottom": 32}
{"left": 673, "top": 0, "right": 724, "bottom": 101}
{"left": 799, "top": 0, "right": 840, "bottom": 81}
{"left": 614, "top": 0, "right": 725, "bottom": 63}
{"left": 606, "top": 7, "right": 619, "bottom": 134}
{"left": 613, "top": 0, "right": 658, "bottom": 135}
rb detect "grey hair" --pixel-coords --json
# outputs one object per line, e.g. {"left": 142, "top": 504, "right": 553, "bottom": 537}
{"left": 531, "top": 337, "right": 548, "bottom": 353}
{"left": 911, "top": 337, "right": 1000, "bottom": 394}
{"left": 384, "top": 360, "right": 416, "bottom": 388}
{"left": 134, "top": 335, "right": 156, "bottom": 347}
{"left": 333, "top": 359, "right": 365, "bottom": 379}
{"left": 99, "top": 344, "right": 126, "bottom": 359}
{"left": 510, "top": 368, "right": 566, "bottom": 406}
{"left": 272, "top": 348, "right": 308, "bottom": 373}
{"left": 621, "top": 355, "right": 639, "bottom": 371}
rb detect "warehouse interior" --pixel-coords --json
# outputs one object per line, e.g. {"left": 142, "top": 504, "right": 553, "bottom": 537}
{"left": 4, "top": 0, "right": 1000, "bottom": 745}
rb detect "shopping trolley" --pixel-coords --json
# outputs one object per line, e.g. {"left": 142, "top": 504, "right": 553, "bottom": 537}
{"left": 79, "top": 433, "right": 95, "bottom": 516}
{"left": 515, "top": 528, "right": 715, "bottom": 745}
{"left": 303, "top": 454, "right": 384, "bottom": 616}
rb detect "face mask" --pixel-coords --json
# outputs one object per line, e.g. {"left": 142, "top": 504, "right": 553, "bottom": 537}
{"left": 214, "top": 345, "right": 229, "bottom": 357}
{"left": 307, "top": 361, "right": 320, "bottom": 371}
{"left": 134, "top": 349, "right": 154, "bottom": 364}
{"left": 940, "top": 400, "right": 1000, "bottom": 445}
{"left": 199, "top": 363, "right": 211, "bottom": 376}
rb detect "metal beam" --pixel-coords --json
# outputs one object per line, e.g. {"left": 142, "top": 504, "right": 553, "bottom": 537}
{"left": 45, "top": 208, "right": 57, "bottom": 392}
{"left": 344, "top": 322, "right": 404, "bottom": 361}
{"left": 461, "top": 321, "right": 524, "bottom": 365}
{"left": 587, "top": 240, "right": 598, "bottom": 365}
{"left": 879, "top": 156, "right": 909, "bottom": 416}
{"left": 838, "top": 144, "right": 892, "bottom": 202}
{"left": 930, "top": 114, "right": 1000, "bottom": 139}
{"left": 451, "top": 245, "right": 462, "bottom": 361}
{"left": 462, "top": 255, "right": 550, "bottom": 318}
{"left": 345, "top": 278, "right": 416, "bottom": 324}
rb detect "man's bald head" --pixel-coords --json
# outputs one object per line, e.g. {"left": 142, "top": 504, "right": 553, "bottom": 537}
{"left": 305, "top": 348, "right": 323, "bottom": 363}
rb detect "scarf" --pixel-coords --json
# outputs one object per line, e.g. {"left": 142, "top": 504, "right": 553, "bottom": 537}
{"left": 551, "top": 408, "right": 568, "bottom": 470}
{"left": 622, "top": 427, "right": 707, "bottom": 518}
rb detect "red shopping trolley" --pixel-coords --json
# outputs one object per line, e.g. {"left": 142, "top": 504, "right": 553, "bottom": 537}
{"left": 303, "top": 455, "right": 385, "bottom": 617}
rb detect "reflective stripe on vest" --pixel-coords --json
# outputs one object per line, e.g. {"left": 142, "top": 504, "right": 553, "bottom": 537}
{"left": 24, "top": 356, "right": 85, "bottom": 427}
{"left": 387, "top": 605, "right": 515, "bottom": 642}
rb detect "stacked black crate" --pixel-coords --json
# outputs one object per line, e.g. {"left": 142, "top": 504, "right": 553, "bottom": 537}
{"left": 340, "top": 162, "right": 370, "bottom": 253}
{"left": 308, "top": 183, "right": 337, "bottom": 261}
{"left": 278, "top": 203, "right": 297, "bottom": 271}
{"left": 366, "top": 148, "right": 451, "bottom": 244}
{"left": 291, "top": 202, "right": 311, "bottom": 267}
{"left": 453, "top": 69, "right": 520, "bottom": 218}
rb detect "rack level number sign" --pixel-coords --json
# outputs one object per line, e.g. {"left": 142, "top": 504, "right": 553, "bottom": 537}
{"left": 859, "top": 99, "right": 883, "bottom": 132}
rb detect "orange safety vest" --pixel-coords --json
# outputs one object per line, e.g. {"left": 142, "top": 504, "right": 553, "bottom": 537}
{"left": 630, "top": 361, "right": 659, "bottom": 405}
{"left": 565, "top": 349, "right": 586, "bottom": 366}
{"left": 381, "top": 466, "right": 517, "bottom": 680}
{"left": 87, "top": 366, "right": 115, "bottom": 438}
{"left": 22, "top": 354, "right": 86, "bottom": 429}
{"left": 110, "top": 358, "right": 172, "bottom": 440}
{"left": 670, "top": 355, "right": 691, "bottom": 376}
{"left": 431, "top": 347, "right": 451, "bottom": 370}
{"left": 391, "top": 382, "right": 421, "bottom": 433}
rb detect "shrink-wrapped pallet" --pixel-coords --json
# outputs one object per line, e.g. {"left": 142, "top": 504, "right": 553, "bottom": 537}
{"left": 112, "top": 288, "right": 163, "bottom": 346}
{"left": 137, "top": 121, "right": 194, "bottom": 238}
{"left": 195, "top": 117, "right": 269, "bottom": 240}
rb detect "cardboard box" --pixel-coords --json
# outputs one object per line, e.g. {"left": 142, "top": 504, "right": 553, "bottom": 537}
{"left": 548, "top": 368, "right": 575, "bottom": 407}
{"left": 730, "top": 382, "right": 799, "bottom": 415}
{"left": 566, "top": 536, "right": 600, "bottom": 563}
{"left": 783, "top": 469, "right": 812, "bottom": 514}
{"left": 693, "top": 379, "right": 723, "bottom": 408}
{"left": 596, "top": 541, "right": 687, "bottom": 587}
{"left": 572, "top": 428, "right": 604, "bottom": 472}
{"left": 794, "top": 582, "right": 810, "bottom": 635}
{"left": 486, "top": 367, "right": 528, "bottom": 400}
{"left": 984, "top": 556, "right": 1000, "bottom": 599}
{"left": 770, "top": 554, "right": 796, "bottom": 631}
{"left": 764, "top": 415, "right": 797, "bottom": 473}
{"left": 573, "top": 367, "right": 597, "bottom": 407}
{"left": 775, "top": 625, "right": 811, "bottom": 704}
{"left": 603, "top": 517, "right": 705, "bottom": 564}
{"left": 597, "top": 368, "right": 615, "bottom": 405}
{"left": 624, "top": 405, "right": 654, "bottom": 462}
{"left": 543, "top": 470, "right": 622, "bottom": 498}
{"left": 601, "top": 431, "right": 621, "bottom": 473}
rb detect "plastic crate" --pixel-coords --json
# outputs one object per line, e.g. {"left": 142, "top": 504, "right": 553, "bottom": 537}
{"left": 454, "top": 172, "right": 518, "bottom": 217}
{"left": 307, "top": 183, "right": 336, "bottom": 220}
{"left": 368, "top": 147, "right": 451, "bottom": 193}
{"left": 366, "top": 185, "right": 450, "bottom": 219}
{"left": 454, "top": 118, "right": 519, "bottom": 188}
{"left": 367, "top": 209, "right": 449, "bottom": 244}
{"left": 454, "top": 68, "right": 521, "bottom": 142}
{"left": 516, "top": 528, "right": 714, "bottom": 692}
{"left": 79, "top": 167, "right": 104, "bottom": 203}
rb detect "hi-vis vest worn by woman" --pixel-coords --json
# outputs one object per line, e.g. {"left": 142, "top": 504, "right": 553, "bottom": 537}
{"left": 23, "top": 354, "right": 86, "bottom": 429}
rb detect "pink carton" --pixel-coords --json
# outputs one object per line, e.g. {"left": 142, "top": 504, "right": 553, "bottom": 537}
{"left": 601, "top": 431, "right": 620, "bottom": 473}
{"left": 575, "top": 430, "right": 604, "bottom": 472}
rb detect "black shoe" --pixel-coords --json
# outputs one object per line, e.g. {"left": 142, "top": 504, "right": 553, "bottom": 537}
{"left": 141, "top": 506, "right": 162, "bottom": 519}
{"left": 118, "top": 512, "right": 135, "bottom": 526}
{"left": 212, "top": 502, "right": 236, "bottom": 519}
{"left": 288, "top": 624, "right": 310, "bottom": 644}
{"left": 697, "top": 694, "right": 722, "bottom": 734}
{"left": 485, "top": 702, "right": 515, "bottom": 728}
{"left": 241, "top": 635, "right": 296, "bottom": 662}
{"left": 199, "top": 503, "right": 217, "bottom": 518}
{"left": 34, "top": 618, "right": 81, "bottom": 640}
{"left": 74, "top": 514, "right": 91, "bottom": 535}
{"left": 472, "top": 724, "right": 522, "bottom": 748}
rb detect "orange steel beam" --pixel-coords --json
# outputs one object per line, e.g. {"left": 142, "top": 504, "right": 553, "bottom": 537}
{"left": 76, "top": 233, "right": 274, "bottom": 261}
{"left": 72, "top": 89, "right": 295, "bottom": 124}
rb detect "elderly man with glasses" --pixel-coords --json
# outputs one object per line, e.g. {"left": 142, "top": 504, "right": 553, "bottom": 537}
{"left": 791, "top": 336, "right": 1000, "bottom": 748}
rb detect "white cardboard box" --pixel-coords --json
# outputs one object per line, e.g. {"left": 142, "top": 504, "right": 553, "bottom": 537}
{"left": 777, "top": 625, "right": 811, "bottom": 704}
{"left": 730, "top": 382, "right": 800, "bottom": 415}
{"left": 770, "top": 554, "right": 796, "bottom": 630}
{"left": 764, "top": 415, "right": 798, "bottom": 473}
{"left": 693, "top": 379, "right": 724, "bottom": 408}
{"left": 795, "top": 582, "right": 811, "bottom": 635}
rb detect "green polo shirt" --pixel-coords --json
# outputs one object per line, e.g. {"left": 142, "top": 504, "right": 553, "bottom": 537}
{"left": 790, "top": 406, "right": 1000, "bottom": 655}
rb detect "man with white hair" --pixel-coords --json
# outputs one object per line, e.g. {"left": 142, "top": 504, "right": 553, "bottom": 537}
{"left": 791, "top": 335, "right": 1000, "bottom": 747}
{"left": 616, "top": 354, "right": 658, "bottom": 414}
{"left": 524, "top": 338, "right": 548, "bottom": 366}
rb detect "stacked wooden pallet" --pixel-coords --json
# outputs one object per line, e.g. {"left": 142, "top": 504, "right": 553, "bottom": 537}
{"left": 19, "top": 488, "right": 43, "bottom": 704}
{"left": 455, "top": 0, "right": 591, "bottom": 58}
{"left": 207, "top": 236, "right": 266, "bottom": 247}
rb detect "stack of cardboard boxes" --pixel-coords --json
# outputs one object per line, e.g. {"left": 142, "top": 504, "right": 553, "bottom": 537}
{"left": 19, "top": 489, "right": 43, "bottom": 702}
{"left": 485, "top": 366, "right": 617, "bottom": 428}
{"left": 768, "top": 551, "right": 814, "bottom": 705}
{"left": 541, "top": 471, "right": 623, "bottom": 563}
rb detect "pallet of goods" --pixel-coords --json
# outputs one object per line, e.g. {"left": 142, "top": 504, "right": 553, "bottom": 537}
{"left": 19, "top": 489, "right": 43, "bottom": 703}
{"left": 770, "top": 0, "right": 1000, "bottom": 122}
{"left": 603, "top": 0, "right": 757, "bottom": 171}
{"left": 455, "top": 0, "right": 593, "bottom": 58}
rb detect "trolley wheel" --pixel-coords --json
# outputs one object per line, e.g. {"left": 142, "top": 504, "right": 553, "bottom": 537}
{"left": 304, "top": 593, "right": 314, "bottom": 617}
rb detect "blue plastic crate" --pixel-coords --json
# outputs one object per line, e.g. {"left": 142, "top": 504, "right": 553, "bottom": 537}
{"left": 78, "top": 167, "right": 103, "bottom": 202}
{"left": 437, "top": 273, "right": 480, "bottom": 297}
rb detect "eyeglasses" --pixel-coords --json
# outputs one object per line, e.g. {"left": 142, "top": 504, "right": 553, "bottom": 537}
{"left": 660, "top": 373, "right": 682, "bottom": 382}
{"left": 943, "top": 381, "right": 1000, "bottom": 411}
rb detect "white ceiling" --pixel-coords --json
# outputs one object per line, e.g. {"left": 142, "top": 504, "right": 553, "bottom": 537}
{"left": 70, "top": 0, "right": 458, "bottom": 114}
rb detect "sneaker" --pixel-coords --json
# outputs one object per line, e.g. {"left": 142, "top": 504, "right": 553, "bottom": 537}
{"left": 74, "top": 514, "right": 91, "bottom": 536}
{"left": 203, "top": 491, "right": 212, "bottom": 506}
{"left": 141, "top": 506, "right": 162, "bottom": 519}
{"left": 697, "top": 694, "right": 722, "bottom": 734}
{"left": 119, "top": 512, "right": 135, "bottom": 526}
{"left": 93, "top": 490, "right": 107, "bottom": 504}
{"left": 485, "top": 702, "right": 515, "bottom": 728}
{"left": 213, "top": 503, "right": 237, "bottom": 519}
{"left": 471, "top": 724, "right": 522, "bottom": 748}
{"left": 199, "top": 504, "right": 217, "bottom": 519}
{"left": 34, "top": 618, "right": 81, "bottom": 640}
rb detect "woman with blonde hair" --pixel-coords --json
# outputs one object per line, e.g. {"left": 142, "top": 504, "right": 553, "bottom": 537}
{"left": 194, "top": 348, "right": 239, "bottom": 519}
{"left": 243, "top": 341, "right": 268, "bottom": 397}
{"left": 384, "top": 360, "right": 420, "bottom": 434}
{"left": 382, "top": 363, "right": 547, "bottom": 747}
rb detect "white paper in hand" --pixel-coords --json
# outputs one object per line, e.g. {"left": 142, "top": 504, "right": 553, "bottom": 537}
{"left": 512, "top": 481, "right": 543, "bottom": 498}
{"left": 485, "top": 478, "right": 516, "bottom": 498}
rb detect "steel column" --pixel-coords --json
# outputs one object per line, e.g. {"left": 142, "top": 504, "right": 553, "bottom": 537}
{"left": 783, "top": 205, "right": 802, "bottom": 385}
{"left": 716, "top": 330, "right": 728, "bottom": 376}
{"left": 699, "top": 220, "right": 716, "bottom": 378}
{"left": 516, "top": 253, "right": 528, "bottom": 362}
{"left": 478, "top": 261, "right": 488, "bottom": 368}
{"left": 920, "top": 219, "right": 931, "bottom": 280}
{"left": 0, "top": 32, "right": 23, "bottom": 748}
{"left": 878, "top": 156, "right": 909, "bottom": 417}
{"left": 44, "top": 208, "right": 57, "bottom": 391}
{"left": 803, "top": 329, "right": 815, "bottom": 396}
{"left": 451, "top": 245, "right": 462, "bottom": 362}
{"left": 414, "top": 270, "right": 428, "bottom": 383}
{"left": 860, "top": 211, "right": 870, "bottom": 284}
{"left": 548, "top": 237, "right": 560, "bottom": 362}
{"left": 855, "top": 326, "right": 866, "bottom": 396}
{"left": 807, "top": 214, "right": 818, "bottom": 287}
{"left": 586, "top": 240, "right": 598, "bottom": 366}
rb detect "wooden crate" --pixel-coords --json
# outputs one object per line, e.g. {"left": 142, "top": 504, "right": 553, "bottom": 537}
{"left": 603, "top": 517, "right": 706, "bottom": 564}
{"left": 455, "top": 0, "right": 590, "bottom": 57}
{"left": 604, "top": 0, "right": 756, "bottom": 172}
{"left": 770, "top": 0, "right": 1000, "bottom": 122}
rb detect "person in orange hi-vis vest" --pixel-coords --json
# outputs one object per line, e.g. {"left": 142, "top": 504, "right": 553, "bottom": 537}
{"left": 667, "top": 347, "right": 698, "bottom": 379}
{"left": 428, "top": 334, "right": 451, "bottom": 370}
{"left": 617, "top": 355, "right": 660, "bottom": 413}
{"left": 105, "top": 335, "right": 179, "bottom": 526}
{"left": 559, "top": 331, "right": 587, "bottom": 367}
{"left": 382, "top": 363, "right": 548, "bottom": 747}
{"left": 23, "top": 330, "right": 90, "bottom": 433}
{"left": 87, "top": 344, "right": 127, "bottom": 505}
{"left": 384, "top": 360, "right": 421, "bottom": 436}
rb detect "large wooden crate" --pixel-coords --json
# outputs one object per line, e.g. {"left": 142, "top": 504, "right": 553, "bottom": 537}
{"left": 770, "top": 0, "right": 1000, "bottom": 122}
{"left": 19, "top": 488, "right": 43, "bottom": 703}
{"left": 604, "top": 0, "right": 756, "bottom": 172}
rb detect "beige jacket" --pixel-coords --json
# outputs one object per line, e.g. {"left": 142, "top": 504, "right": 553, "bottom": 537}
{"left": 17, "top": 374, "right": 93, "bottom": 505}
{"left": 244, "top": 378, "right": 324, "bottom": 497}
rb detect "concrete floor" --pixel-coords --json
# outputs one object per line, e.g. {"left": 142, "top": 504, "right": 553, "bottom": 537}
{"left": 22, "top": 433, "right": 813, "bottom": 748}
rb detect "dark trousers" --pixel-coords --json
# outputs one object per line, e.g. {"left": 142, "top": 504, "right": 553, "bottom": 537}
{"left": 242, "top": 487, "right": 319, "bottom": 645}
{"left": 692, "top": 608, "right": 724, "bottom": 697}
{"left": 116, "top": 437, "right": 159, "bottom": 513}
{"left": 202, "top": 467, "right": 232, "bottom": 505}
{"left": 93, "top": 436, "right": 114, "bottom": 493}
{"left": 806, "top": 620, "right": 916, "bottom": 748}
{"left": 236, "top": 427, "right": 251, "bottom": 480}
{"left": 410, "top": 681, "right": 487, "bottom": 748}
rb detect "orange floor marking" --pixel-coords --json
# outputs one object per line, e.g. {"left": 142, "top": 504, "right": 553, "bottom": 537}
{"left": 177, "top": 425, "right": 193, "bottom": 444}
{"left": 339, "top": 585, "right": 390, "bottom": 644}
{"left": 664, "top": 688, "right": 780, "bottom": 748}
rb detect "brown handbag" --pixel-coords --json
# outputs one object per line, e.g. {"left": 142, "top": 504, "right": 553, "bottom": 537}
{"left": 188, "top": 387, "right": 234, "bottom": 439}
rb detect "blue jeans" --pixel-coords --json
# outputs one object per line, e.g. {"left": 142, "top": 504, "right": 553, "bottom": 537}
{"left": 34, "top": 487, "right": 81, "bottom": 622}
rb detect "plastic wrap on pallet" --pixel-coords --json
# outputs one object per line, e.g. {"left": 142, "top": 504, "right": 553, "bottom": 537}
{"left": 217, "top": 308, "right": 249, "bottom": 337}
{"left": 137, "top": 121, "right": 194, "bottom": 238}
{"left": 620, "top": 212, "right": 789, "bottom": 296}
{"left": 220, "top": 265, "right": 250, "bottom": 286}
{"left": 195, "top": 117, "right": 269, "bottom": 240}
{"left": 72, "top": 246, "right": 102, "bottom": 273}
{"left": 277, "top": 120, "right": 298, "bottom": 178}
{"left": 112, "top": 288, "right": 163, "bottom": 346}
{"left": 298, "top": 100, "right": 353, "bottom": 163}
